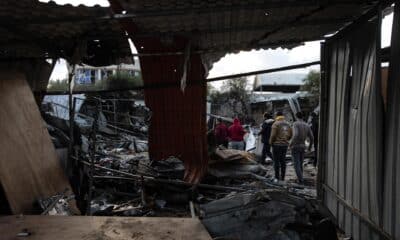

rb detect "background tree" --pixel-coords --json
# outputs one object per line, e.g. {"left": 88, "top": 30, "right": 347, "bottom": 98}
{"left": 208, "top": 77, "right": 251, "bottom": 121}
{"left": 300, "top": 70, "right": 320, "bottom": 97}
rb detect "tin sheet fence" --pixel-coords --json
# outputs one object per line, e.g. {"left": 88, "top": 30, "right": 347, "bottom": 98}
{"left": 319, "top": 10, "right": 399, "bottom": 240}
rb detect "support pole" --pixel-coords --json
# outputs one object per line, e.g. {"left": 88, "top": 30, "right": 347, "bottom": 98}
{"left": 67, "top": 64, "right": 76, "bottom": 178}
{"left": 86, "top": 100, "right": 99, "bottom": 215}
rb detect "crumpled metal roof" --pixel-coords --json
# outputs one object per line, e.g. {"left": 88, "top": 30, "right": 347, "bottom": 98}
{"left": 0, "top": 0, "right": 132, "bottom": 66}
{"left": 114, "top": 0, "right": 376, "bottom": 52}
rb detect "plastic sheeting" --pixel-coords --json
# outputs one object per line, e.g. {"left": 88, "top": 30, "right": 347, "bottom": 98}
{"left": 321, "top": 16, "right": 387, "bottom": 239}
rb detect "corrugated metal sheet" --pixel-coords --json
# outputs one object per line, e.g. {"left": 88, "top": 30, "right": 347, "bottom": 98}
{"left": 0, "top": 0, "right": 132, "bottom": 66}
{"left": 111, "top": 0, "right": 377, "bottom": 70}
{"left": 319, "top": 10, "right": 399, "bottom": 239}
{"left": 122, "top": 2, "right": 374, "bottom": 70}
{"left": 110, "top": 1, "right": 208, "bottom": 183}
{"left": 108, "top": 0, "right": 382, "bottom": 183}
{"left": 383, "top": 4, "right": 400, "bottom": 239}
{"left": 115, "top": 0, "right": 373, "bottom": 51}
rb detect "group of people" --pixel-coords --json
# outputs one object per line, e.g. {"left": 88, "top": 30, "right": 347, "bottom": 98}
{"left": 213, "top": 111, "right": 318, "bottom": 184}
{"left": 259, "top": 111, "right": 318, "bottom": 184}
{"left": 214, "top": 117, "right": 246, "bottom": 150}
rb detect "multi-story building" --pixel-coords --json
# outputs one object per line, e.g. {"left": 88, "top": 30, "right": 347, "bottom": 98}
{"left": 75, "top": 59, "right": 141, "bottom": 85}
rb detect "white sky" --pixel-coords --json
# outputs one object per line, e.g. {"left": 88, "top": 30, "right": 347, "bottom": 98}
{"left": 45, "top": 0, "right": 394, "bottom": 89}
{"left": 39, "top": 0, "right": 109, "bottom": 6}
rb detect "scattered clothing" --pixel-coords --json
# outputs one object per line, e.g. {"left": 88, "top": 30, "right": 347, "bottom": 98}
{"left": 214, "top": 122, "right": 228, "bottom": 147}
{"left": 269, "top": 116, "right": 292, "bottom": 180}
{"left": 228, "top": 118, "right": 245, "bottom": 150}
{"left": 290, "top": 119, "right": 314, "bottom": 183}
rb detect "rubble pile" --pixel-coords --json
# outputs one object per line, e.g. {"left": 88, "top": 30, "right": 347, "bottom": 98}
{"left": 76, "top": 140, "right": 333, "bottom": 239}
{"left": 40, "top": 94, "right": 335, "bottom": 239}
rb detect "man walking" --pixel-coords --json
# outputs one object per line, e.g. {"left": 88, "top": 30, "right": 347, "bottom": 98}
{"left": 269, "top": 111, "right": 292, "bottom": 181}
{"left": 258, "top": 112, "right": 274, "bottom": 163}
{"left": 228, "top": 118, "right": 245, "bottom": 150}
{"left": 290, "top": 112, "right": 314, "bottom": 184}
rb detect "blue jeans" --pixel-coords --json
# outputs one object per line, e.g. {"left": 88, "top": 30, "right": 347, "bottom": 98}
{"left": 272, "top": 145, "right": 288, "bottom": 180}
{"left": 229, "top": 141, "right": 244, "bottom": 150}
{"left": 291, "top": 146, "right": 305, "bottom": 182}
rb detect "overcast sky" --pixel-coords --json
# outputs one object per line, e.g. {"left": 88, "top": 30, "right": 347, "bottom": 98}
{"left": 45, "top": 0, "right": 393, "bottom": 89}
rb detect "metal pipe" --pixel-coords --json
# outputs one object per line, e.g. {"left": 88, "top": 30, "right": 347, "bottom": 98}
{"left": 322, "top": 184, "right": 392, "bottom": 240}
{"left": 206, "top": 61, "right": 321, "bottom": 82}
{"left": 85, "top": 163, "right": 246, "bottom": 192}
{"left": 85, "top": 100, "right": 99, "bottom": 216}
{"left": 67, "top": 64, "right": 76, "bottom": 177}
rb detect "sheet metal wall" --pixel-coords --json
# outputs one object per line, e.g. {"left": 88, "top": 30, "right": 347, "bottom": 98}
{"left": 383, "top": 4, "right": 400, "bottom": 239}
{"left": 321, "top": 16, "right": 389, "bottom": 239}
{"left": 109, "top": 0, "right": 208, "bottom": 183}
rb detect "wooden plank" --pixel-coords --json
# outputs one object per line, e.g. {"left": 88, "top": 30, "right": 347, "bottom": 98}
{"left": 0, "top": 215, "right": 212, "bottom": 240}
{"left": 0, "top": 71, "right": 77, "bottom": 214}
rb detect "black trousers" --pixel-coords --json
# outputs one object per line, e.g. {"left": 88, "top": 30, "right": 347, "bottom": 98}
{"left": 313, "top": 140, "right": 318, "bottom": 166}
{"left": 261, "top": 143, "right": 273, "bottom": 162}
{"left": 272, "top": 145, "right": 288, "bottom": 180}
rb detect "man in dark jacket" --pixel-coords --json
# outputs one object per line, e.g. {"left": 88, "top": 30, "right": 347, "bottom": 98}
{"left": 258, "top": 112, "right": 274, "bottom": 163}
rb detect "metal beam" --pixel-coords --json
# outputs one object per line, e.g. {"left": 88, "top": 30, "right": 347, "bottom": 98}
{"left": 36, "top": 61, "right": 321, "bottom": 96}
{"left": 322, "top": 184, "right": 392, "bottom": 240}
{"left": 206, "top": 61, "right": 320, "bottom": 82}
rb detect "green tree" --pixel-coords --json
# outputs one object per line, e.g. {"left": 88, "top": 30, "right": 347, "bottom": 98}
{"left": 301, "top": 70, "right": 320, "bottom": 97}
{"left": 47, "top": 79, "right": 68, "bottom": 91}
{"left": 208, "top": 77, "right": 251, "bottom": 118}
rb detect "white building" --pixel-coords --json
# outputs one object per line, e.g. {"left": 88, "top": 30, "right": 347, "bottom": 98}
{"left": 75, "top": 59, "right": 141, "bottom": 85}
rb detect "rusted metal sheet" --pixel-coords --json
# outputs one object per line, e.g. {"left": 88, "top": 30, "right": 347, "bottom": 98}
{"left": 110, "top": 0, "right": 208, "bottom": 183}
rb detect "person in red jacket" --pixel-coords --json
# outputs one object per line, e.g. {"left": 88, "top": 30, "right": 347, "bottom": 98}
{"left": 228, "top": 118, "right": 245, "bottom": 150}
{"left": 214, "top": 118, "right": 228, "bottom": 147}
